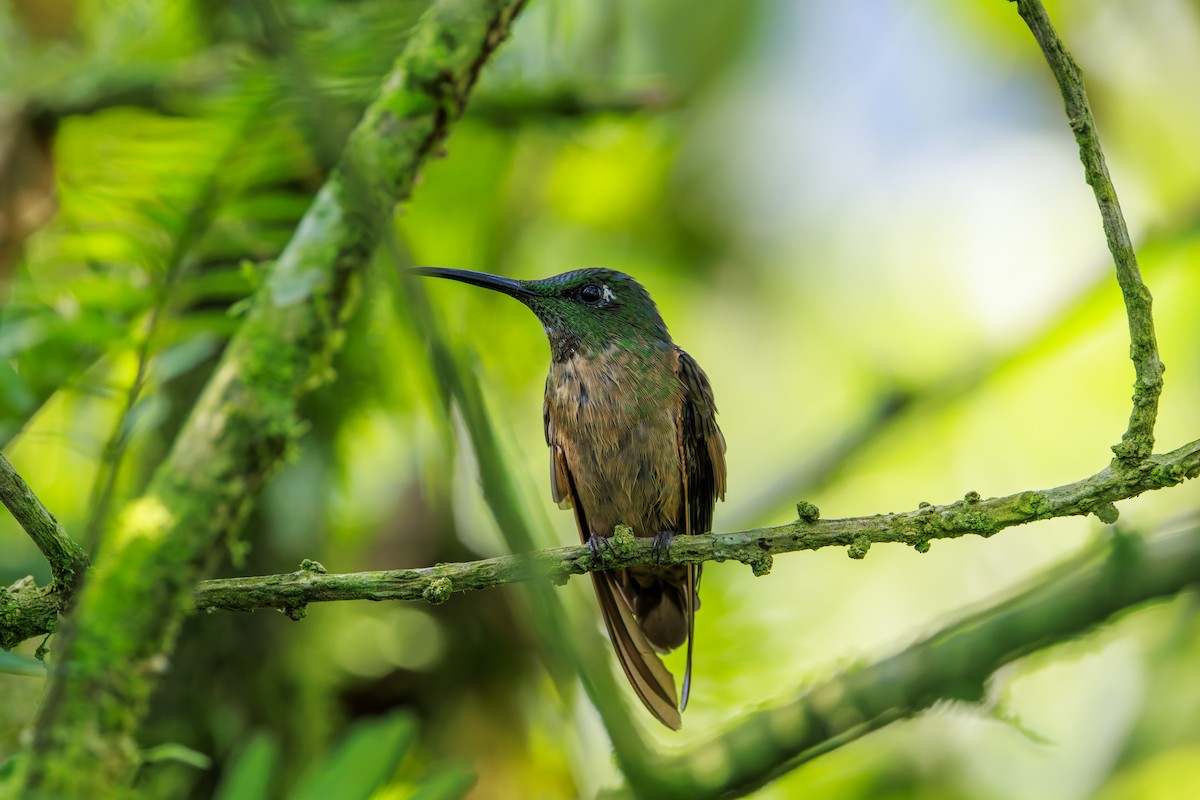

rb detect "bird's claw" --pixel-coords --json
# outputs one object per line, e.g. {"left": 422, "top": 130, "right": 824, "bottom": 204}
{"left": 652, "top": 530, "right": 675, "bottom": 565}
{"left": 587, "top": 534, "right": 617, "bottom": 565}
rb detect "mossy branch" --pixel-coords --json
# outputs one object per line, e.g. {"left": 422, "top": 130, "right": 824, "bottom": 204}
{"left": 189, "top": 436, "right": 1194, "bottom": 613}
{"left": 0, "top": 577, "right": 59, "bottom": 651}
{"left": 2, "top": 437, "right": 1195, "bottom": 641}
{"left": 644, "top": 520, "right": 1200, "bottom": 799}
{"left": 1014, "top": 0, "right": 1164, "bottom": 463}
{"left": 18, "top": 1, "right": 529, "bottom": 797}
{"left": 0, "top": 453, "right": 88, "bottom": 597}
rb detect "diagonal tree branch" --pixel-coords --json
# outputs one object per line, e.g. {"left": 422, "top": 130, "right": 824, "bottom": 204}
{"left": 1013, "top": 0, "right": 1164, "bottom": 463}
{"left": 19, "top": 2, "right": 529, "bottom": 797}
{"left": 0, "top": 453, "right": 88, "bottom": 595}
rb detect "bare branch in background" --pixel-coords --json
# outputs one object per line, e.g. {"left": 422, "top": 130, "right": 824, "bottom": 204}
{"left": 1013, "top": 0, "right": 1164, "bottom": 463}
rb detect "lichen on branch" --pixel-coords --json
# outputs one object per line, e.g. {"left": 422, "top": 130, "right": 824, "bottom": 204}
{"left": 185, "top": 437, "right": 1199, "bottom": 616}
{"left": 1, "top": 437, "right": 1195, "bottom": 644}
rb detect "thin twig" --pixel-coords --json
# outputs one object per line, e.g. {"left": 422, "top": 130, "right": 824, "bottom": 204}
{"left": 0, "top": 453, "right": 88, "bottom": 595}
{"left": 729, "top": 210, "right": 1195, "bottom": 528}
{"left": 1014, "top": 0, "right": 1164, "bottom": 462}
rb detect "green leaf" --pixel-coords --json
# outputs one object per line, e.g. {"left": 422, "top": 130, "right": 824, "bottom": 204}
{"left": 0, "top": 754, "right": 24, "bottom": 785}
{"left": 293, "top": 713, "right": 415, "bottom": 800}
{"left": 409, "top": 766, "right": 477, "bottom": 800}
{"left": 215, "top": 735, "right": 279, "bottom": 800}
{"left": 141, "top": 742, "right": 213, "bottom": 771}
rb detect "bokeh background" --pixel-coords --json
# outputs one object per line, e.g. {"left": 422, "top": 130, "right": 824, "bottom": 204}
{"left": 2, "top": 0, "right": 1199, "bottom": 797}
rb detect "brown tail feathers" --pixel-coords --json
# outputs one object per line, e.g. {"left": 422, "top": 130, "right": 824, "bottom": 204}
{"left": 591, "top": 571, "right": 682, "bottom": 730}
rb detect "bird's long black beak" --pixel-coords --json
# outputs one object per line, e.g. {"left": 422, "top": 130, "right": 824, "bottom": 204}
{"left": 408, "top": 267, "right": 531, "bottom": 299}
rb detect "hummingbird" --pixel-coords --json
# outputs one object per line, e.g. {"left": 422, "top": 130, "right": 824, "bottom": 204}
{"left": 411, "top": 267, "right": 726, "bottom": 729}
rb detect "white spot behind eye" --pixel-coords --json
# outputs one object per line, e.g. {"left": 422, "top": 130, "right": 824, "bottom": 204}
{"left": 601, "top": 285, "right": 616, "bottom": 303}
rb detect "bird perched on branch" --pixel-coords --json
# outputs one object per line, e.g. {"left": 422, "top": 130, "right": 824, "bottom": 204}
{"left": 411, "top": 267, "right": 726, "bottom": 729}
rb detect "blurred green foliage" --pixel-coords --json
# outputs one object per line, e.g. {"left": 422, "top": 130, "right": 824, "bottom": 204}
{"left": 1, "top": 0, "right": 1199, "bottom": 798}
{"left": 212, "top": 713, "right": 473, "bottom": 800}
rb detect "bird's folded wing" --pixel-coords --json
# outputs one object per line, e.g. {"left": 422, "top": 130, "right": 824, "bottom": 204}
{"left": 673, "top": 347, "right": 728, "bottom": 711}
{"left": 545, "top": 392, "right": 681, "bottom": 728}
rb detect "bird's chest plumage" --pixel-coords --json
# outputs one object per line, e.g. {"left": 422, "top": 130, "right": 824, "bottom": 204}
{"left": 547, "top": 347, "right": 682, "bottom": 538}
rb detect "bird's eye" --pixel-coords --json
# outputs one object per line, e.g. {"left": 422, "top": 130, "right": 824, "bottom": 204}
{"left": 579, "top": 283, "right": 603, "bottom": 304}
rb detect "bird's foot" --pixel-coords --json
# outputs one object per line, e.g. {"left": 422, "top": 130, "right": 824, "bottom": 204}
{"left": 652, "top": 530, "right": 675, "bottom": 565}
{"left": 587, "top": 534, "right": 617, "bottom": 565}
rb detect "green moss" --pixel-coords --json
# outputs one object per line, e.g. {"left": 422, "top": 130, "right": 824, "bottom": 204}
{"left": 795, "top": 501, "right": 820, "bottom": 522}
{"left": 896, "top": 513, "right": 938, "bottom": 541}
{"left": 846, "top": 535, "right": 871, "bottom": 560}
{"left": 1092, "top": 502, "right": 1120, "bottom": 525}
{"left": 422, "top": 577, "right": 453, "bottom": 605}
{"left": 1149, "top": 463, "right": 1186, "bottom": 487}
{"left": 944, "top": 510, "right": 1001, "bottom": 538}
{"left": 739, "top": 549, "right": 773, "bottom": 577}
{"left": 608, "top": 524, "right": 637, "bottom": 560}
{"left": 1015, "top": 491, "right": 1053, "bottom": 519}
{"left": 0, "top": 594, "right": 22, "bottom": 650}
{"left": 547, "top": 567, "right": 571, "bottom": 587}
{"left": 530, "top": 550, "right": 573, "bottom": 585}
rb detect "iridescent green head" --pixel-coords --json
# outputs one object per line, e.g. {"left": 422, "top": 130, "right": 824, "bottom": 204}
{"left": 410, "top": 267, "right": 672, "bottom": 361}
